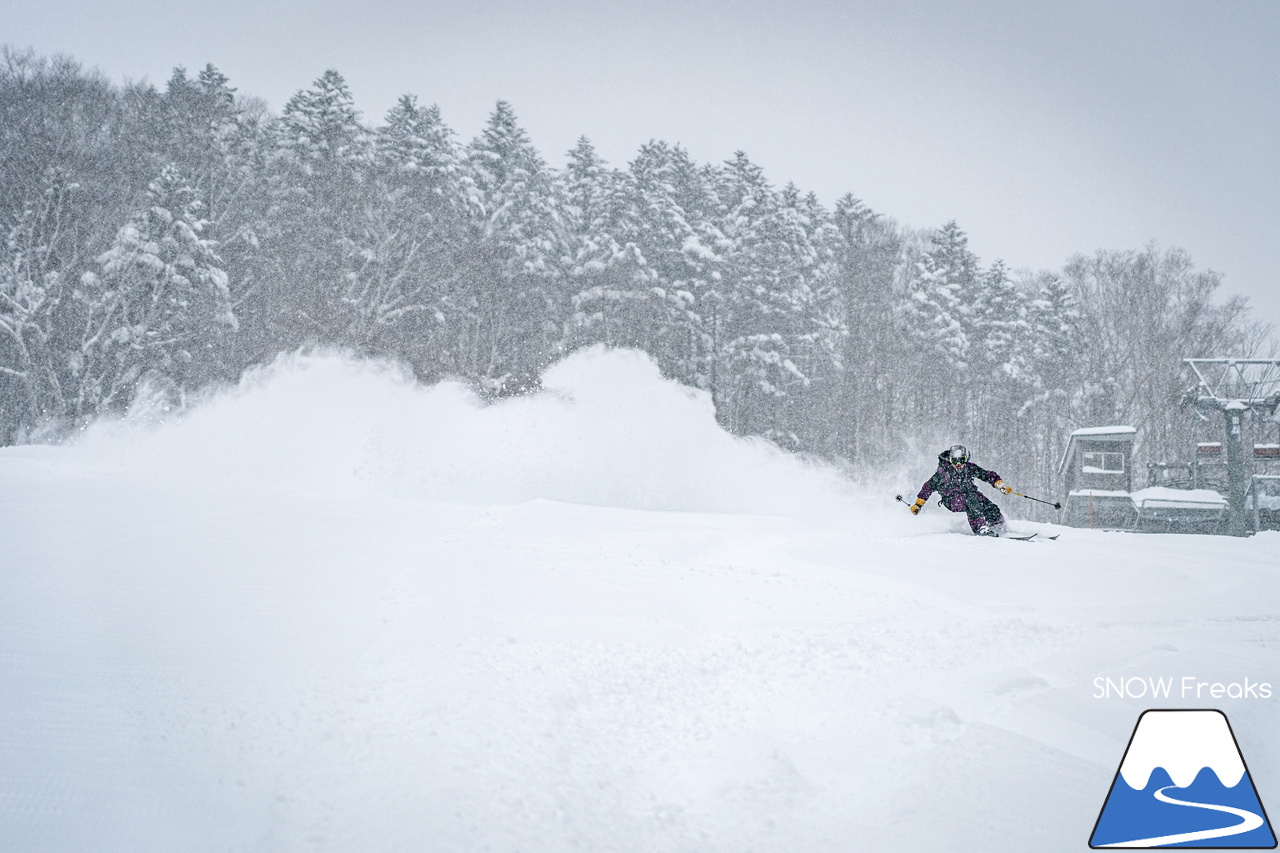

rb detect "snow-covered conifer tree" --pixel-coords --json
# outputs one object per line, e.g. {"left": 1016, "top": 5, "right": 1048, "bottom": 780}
{"left": 557, "top": 137, "right": 649, "bottom": 351}
{"left": 970, "top": 259, "right": 1028, "bottom": 381}
{"left": 159, "top": 66, "right": 241, "bottom": 194}
{"left": 463, "top": 101, "right": 562, "bottom": 390}
{"left": 279, "top": 70, "right": 367, "bottom": 171}
{"left": 897, "top": 220, "right": 980, "bottom": 431}
{"left": 963, "top": 259, "right": 1035, "bottom": 484}
{"left": 709, "top": 152, "right": 822, "bottom": 438}
{"left": 618, "top": 141, "right": 721, "bottom": 391}
{"left": 767, "top": 184, "right": 844, "bottom": 450}
{"left": 263, "top": 70, "right": 371, "bottom": 346}
{"left": 826, "top": 194, "right": 900, "bottom": 461}
{"left": 1025, "top": 273, "right": 1082, "bottom": 395}
{"left": 900, "top": 220, "right": 975, "bottom": 370}
{"left": 375, "top": 96, "right": 459, "bottom": 187}
{"left": 1014, "top": 271, "right": 1087, "bottom": 499}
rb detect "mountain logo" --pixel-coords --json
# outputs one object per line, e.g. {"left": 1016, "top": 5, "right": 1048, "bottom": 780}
{"left": 1090, "top": 709, "right": 1276, "bottom": 848}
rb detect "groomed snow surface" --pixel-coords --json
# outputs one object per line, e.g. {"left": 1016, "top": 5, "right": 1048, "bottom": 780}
{"left": 3, "top": 348, "right": 1278, "bottom": 852}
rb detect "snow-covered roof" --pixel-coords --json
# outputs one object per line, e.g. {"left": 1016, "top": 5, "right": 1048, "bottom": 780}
{"left": 1069, "top": 425, "right": 1137, "bottom": 437}
{"left": 1067, "top": 487, "right": 1228, "bottom": 512}
{"left": 1059, "top": 425, "right": 1137, "bottom": 475}
{"left": 1131, "top": 487, "right": 1227, "bottom": 507}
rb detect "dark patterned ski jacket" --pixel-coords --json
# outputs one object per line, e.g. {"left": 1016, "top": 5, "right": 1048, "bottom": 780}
{"left": 917, "top": 450, "right": 1002, "bottom": 512}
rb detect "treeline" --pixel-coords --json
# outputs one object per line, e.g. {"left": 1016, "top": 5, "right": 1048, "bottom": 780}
{"left": 1, "top": 49, "right": 1271, "bottom": 509}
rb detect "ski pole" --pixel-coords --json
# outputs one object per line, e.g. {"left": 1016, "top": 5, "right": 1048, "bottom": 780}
{"left": 1008, "top": 490, "right": 1062, "bottom": 510}
{"left": 896, "top": 494, "right": 946, "bottom": 511}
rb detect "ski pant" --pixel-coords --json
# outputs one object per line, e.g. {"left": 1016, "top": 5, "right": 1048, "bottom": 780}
{"left": 954, "top": 492, "right": 1004, "bottom": 534}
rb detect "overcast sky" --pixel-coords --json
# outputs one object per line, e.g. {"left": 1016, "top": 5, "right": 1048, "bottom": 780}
{"left": 9, "top": 0, "right": 1280, "bottom": 333}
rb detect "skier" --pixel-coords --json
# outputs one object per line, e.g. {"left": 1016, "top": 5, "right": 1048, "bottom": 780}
{"left": 909, "top": 444, "right": 1012, "bottom": 536}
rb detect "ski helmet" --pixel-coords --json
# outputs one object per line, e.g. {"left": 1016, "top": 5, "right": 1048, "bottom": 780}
{"left": 948, "top": 444, "right": 969, "bottom": 467}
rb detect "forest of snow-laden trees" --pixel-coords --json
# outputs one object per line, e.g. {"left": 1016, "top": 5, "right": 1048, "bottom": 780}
{"left": 2, "top": 50, "right": 1275, "bottom": 512}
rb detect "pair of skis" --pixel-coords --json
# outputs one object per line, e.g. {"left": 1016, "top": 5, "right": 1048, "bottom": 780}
{"left": 966, "top": 530, "right": 1058, "bottom": 542}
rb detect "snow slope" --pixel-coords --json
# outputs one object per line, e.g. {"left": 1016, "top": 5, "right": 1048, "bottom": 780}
{"left": 2, "top": 348, "right": 1278, "bottom": 852}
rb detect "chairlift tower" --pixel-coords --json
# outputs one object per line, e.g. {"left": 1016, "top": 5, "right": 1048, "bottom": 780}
{"left": 1182, "top": 359, "right": 1280, "bottom": 536}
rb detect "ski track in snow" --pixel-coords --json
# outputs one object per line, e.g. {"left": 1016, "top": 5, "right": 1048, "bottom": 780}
{"left": 2, "top": 352, "right": 1279, "bottom": 853}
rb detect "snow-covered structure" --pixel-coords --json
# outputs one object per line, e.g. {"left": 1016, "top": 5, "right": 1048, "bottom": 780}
{"left": 1182, "top": 358, "right": 1280, "bottom": 535}
{"left": 1129, "top": 486, "right": 1227, "bottom": 533}
{"left": 1059, "top": 426, "right": 1137, "bottom": 529}
{"left": 1061, "top": 425, "right": 1236, "bottom": 533}
{"left": 1250, "top": 443, "right": 1280, "bottom": 531}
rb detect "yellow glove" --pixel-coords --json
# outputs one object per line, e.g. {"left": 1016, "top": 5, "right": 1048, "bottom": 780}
{"left": 994, "top": 480, "right": 1012, "bottom": 495}
{"left": 910, "top": 498, "right": 925, "bottom": 515}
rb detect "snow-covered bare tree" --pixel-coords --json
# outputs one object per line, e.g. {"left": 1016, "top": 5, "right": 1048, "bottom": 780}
{"left": 77, "top": 165, "right": 235, "bottom": 412}
{"left": 339, "top": 95, "right": 468, "bottom": 373}
{"left": 1062, "top": 245, "right": 1255, "bottom": 469}
{"left": 0, "top": 50, "right": 158, "bottom": 438}
{"left": 0, "top": 177, "right": 80, "bottom": 433}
